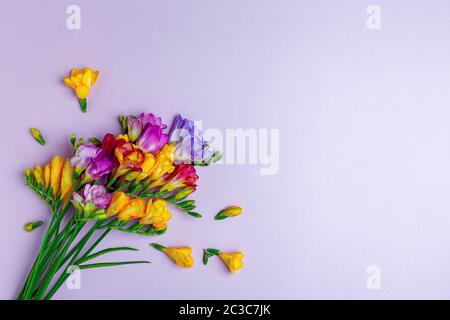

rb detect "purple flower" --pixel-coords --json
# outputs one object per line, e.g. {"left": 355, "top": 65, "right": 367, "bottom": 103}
{"left": 136, "top": 124, "right": 169, "bottom": 154}
{"left": 86, "top": 150, "right": 113, "bottom": 179}
{"left": 73, "top": 184, "right": 112, "bottom": 209}
{"left": 70, "top": 144, "right": 100, "bottom": 168}
{"left": 139, "top": 112, "right": 167, "bottom": 129}
{"left": 169, "top": 114, "right": 220, "bottom": 165}
{"left": 126, "top": 116, "right": 143, "bottom": 142}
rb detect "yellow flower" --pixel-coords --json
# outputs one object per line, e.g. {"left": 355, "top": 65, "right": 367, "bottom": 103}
{"left": 118, "top": 198, "right": 146, "bottom": 221}
{"left": 149, "top": 144, "right": 175, "bottom": 181}
{"left": 140, "top": 199, "right": 171, "bottom": 230}
{"left": 105, "top": 192, "right": 131, "bottom": 217}
{"left": 64, "top": 67, "right": 99, "bottom": 99}
{"left": 50, "top": 156, "right": 64, "bottom": 197}
{"left": 136, "top": 153, "right": 155, "bottom": 182}
{"left": 215, "top": 206, "right": 242, "bottom": 220}
{"left": 60, "top": 159, "right": 73, "bottom": 203}
{"left": 219, "top": 252, "right": 244, "bottom": 274}
{"left": 32, "top": 166, "right": 44, "bottom": 185}
{"left": 163, "top": 247, "right": 194, "bottom": 268}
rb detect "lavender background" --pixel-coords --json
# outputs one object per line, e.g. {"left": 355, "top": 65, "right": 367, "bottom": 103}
{"left": 1, "top": 0, "right": 450, "bottom": 299}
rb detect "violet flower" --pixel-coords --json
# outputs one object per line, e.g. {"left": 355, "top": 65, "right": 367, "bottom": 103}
{"left": 72, "top": 184, "right": 112, "bottom": 221}
{"left": 73, "top": 184, "right": 112, "bottom": 209}
{"left": 169, "top": 114, "right": 221, "bottom": 165}
{"left": 70, "top": 143, "right": 100, "bottom": 168}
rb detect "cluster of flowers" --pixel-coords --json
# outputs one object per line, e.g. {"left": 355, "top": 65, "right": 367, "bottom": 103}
{"left": 19, "top": 112, "right": 221, "bottom": 300}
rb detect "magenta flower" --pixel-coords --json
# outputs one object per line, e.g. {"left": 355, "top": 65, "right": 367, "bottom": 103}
{"left": 70, "top": 144, "right": 100, "bottom": 168}
{"left": 139, "top": 112, "right": 167, "bottom": 129}
{"left": 136, "top": 124, "right": 169, "bottom": 154}
{"left": 86, "top": 150, "right": 113, "bottom": 179}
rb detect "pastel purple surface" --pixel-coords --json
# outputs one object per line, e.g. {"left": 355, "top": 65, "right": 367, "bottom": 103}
{"left": 1, "top": 0, "right": 450, "bottom": 299}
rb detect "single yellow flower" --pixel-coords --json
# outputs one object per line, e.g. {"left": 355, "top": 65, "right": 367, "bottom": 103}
{"left": 149, "top": 144, "right": 175, "bottom": 181}
{"left": 50, "top": 156, "right": 64, "bottom": 197}
{"left": 150, "top": 243, "right": 194, "bottom": 268}
{"left": 219, "top": 252, "right": 244, "bottom": 274}
{"left": 60, "top": 159, "right": 73, "bottom": 203}
{"left": 215, "top": 205, "right": 242, "bottom": 220}
{"left": 140, "top": 199, "right": 171, "bottom": 230}
{"left": 105, "top": 192, "right": 130, "bottom": 217}
{"left": 118, "top": 198, "right": 146, "bottom": 221}
{"left": 63, "top": 67, "right": 99, "bottom": 112}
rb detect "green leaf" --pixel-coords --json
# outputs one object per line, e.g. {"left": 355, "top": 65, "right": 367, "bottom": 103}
{"left": 206, "top": 248, "right": 221, "bottom": 255}
{"left": 78, "top": 247, "right": 139, "bottom": 264}
{"left": 79, "top": 260, "right": 150, "bottom": 270}
{"left": 187, "top": 211, "right": 202, "bottom": 218}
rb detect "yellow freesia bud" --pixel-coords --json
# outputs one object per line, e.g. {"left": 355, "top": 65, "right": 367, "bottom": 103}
{"left": 50, "top": 156, "right": 64, "bottom": 197}
{"left": 105, "top": 192, "right": 131, "bottom": 217}
{"left": 25, "top": 168, "right": 32, "bottom": 178}
{"left": 60, "top": 159, "right": 73, "bottom": 202}
{"left": 44, "top": 163, "right": 51, "bottom": 188}
{"left": 140, "top": 199, "right": 171, "bottom": 230}
{"left": 118, "top": 198, "right": 146, "bottom": 221}
{"left": 32, "top": 166, "right": 44, "bottom": 185}
{"left": 159, "top": 246, "right": 194, "bottom": 268}
{"left": 219, "top": 252, "right": 244, "bottom": 274}
{"left": 30, "top": 128, "right": 45, "bottom": 145}
{"left": 24, "top": 220, "right": 44, "bottom": 233}
{"left": 149, "top": 144, "right": 175, "bottom": 181}
{"left": 215, "top": 206, "right": 242, "bottom": 220}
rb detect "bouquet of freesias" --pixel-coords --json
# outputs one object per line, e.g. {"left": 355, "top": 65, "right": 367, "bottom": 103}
{"left": 18, "top": 112, "right": 221, "bottom": 300}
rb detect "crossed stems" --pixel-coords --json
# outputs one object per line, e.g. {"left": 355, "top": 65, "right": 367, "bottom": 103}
{"left": 17, "top": 203, "right": 146, "bottom": 300}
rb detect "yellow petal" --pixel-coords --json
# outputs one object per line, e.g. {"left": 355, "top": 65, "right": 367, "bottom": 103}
{"left": 50, "top": 156, "right": 64, "bottom": 197}
{"left": 118, "top": 198, "right": 146, "bottom": 221}
{"left": 63, "top": 78, "right": 76, "bottom": 90}
{"left": 219, "top": 252, "right": 244, "bottom": 273}
{"left": 163, "top": 247, "right": 194, "bottom": 268}
{"left": 32, "top": 166, "right": 44, "bottom": 185}
{"left": 106, "top": 192, "right": 131, "bottom": 217}
{"left": 71, "top": 68, "right": 80, "bottom": 77}
{"left": 60, "top": 159, "right": 73, "bottom": 201}
{"left": 91, "top": 71, "right": 99, "bottom": 85}
{"left": 44, "top": 163, "right": 51, "bottom": 188}
{"left": 75, "top": 85, "right": 90, "bottom": 99}
{"left": 81, "top": 68, "right": 93, "bottom": 86}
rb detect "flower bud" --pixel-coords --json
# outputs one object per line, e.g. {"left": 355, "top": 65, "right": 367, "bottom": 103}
{"left": 127, "top": 116, "right": 143, "bottom": 142}
{"left": 173, "top": 187, "right": 195, "bottom": 201}
{"left": 24, "top": 220, "right": 44, "bottom": 232}
{"left": 30, "top": 128, "right": 45, "bottom": 145}
{"left": 214, "top": 205, "right": 242, "bottom": 220}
